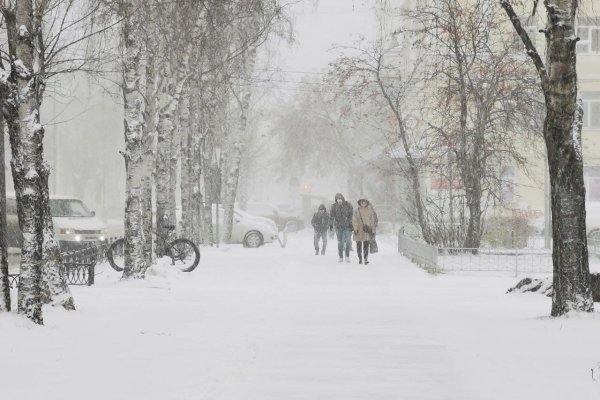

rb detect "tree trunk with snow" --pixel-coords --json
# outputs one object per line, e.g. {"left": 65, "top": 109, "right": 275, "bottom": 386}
{"left": 180, "top": 88, "right": 193, "bottom": 241}
{"left": 142, "top": 33, "right": 159, "bottom": 269}
{"left": 155, "top": 65, "right": 177, "bottom": 256}
{"left": 156, "top": 52, "right": 189, "bottom": 255}
{"left": 222, "top": 49, "right": 256, "bottom": 243}
{"left": 121, "top": 0, "right": 151, "bottom": 279}
{"left": 2, "top": 0, "right": 76, "bottom": 323}
{"left": 189, "top": 88, "right": 207, "bottom": 245}
{"left": 501, "top": 0, "right": 593, "bottom": 316}
{"left": 0, "top": 117, "right": 10, "bottom": 312}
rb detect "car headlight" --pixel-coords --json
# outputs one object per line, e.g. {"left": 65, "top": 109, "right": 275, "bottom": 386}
{"left": 74, "top": 235, "right": 82, "bottom": 242}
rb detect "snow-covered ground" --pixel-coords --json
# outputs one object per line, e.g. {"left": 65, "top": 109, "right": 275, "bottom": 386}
{"left": 3, "top": 232, "right": 600, "bottom": 400}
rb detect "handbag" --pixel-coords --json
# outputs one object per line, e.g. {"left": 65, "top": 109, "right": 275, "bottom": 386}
{"left": 369, "top": 238, "right": 378, "bottom": 254}
{"left": 358, "top": 209, "right": 373, "bottom": 236}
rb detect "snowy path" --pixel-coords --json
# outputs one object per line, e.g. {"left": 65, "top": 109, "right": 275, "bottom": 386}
{"left": 3, "top": 232, "right": 600, "bottom": 399}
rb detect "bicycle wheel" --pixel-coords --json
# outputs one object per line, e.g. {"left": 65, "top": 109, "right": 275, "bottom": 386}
{"left": 106, "top": 238, "right": 125, "bottom": 272}
{"left": 167, "top": 238, "right": 200, "bottom": 272}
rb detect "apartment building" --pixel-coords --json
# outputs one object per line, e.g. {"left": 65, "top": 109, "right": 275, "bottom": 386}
{"left": 511, "top": 13, "right": 600, "bottom": 233}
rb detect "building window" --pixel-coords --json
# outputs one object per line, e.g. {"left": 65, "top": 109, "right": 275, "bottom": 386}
{"left": 585, "top": 167, "right": 600, "bottom": 202}
{"left": 576, "top": 19, "right": 600, "bottom": 55}
{"left": 511, "top": 17, "right": 536, "bottom": 50}
{"left": 582, "top": 98, "right": 600, "bottom": 129}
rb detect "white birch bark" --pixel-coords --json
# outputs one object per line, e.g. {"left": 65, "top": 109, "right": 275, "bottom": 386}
{"left": 188, "top": 86, "right": 206, "bottom": 245}
{"left": 222, "top": 48, "right": 256, "bottom": 243}
{"left": 155, "top": 49, "right": 189, "bottom": 255}
{"left": 121, "top": 0, "right": 151, "bottom": 279}
{"left": 0, "top": 117, "right": 10, "bottom": 312}
{"left": 142, "top": 32, "right": 159, "bottom": 268}
{"left": 180, "top": 86, "right": 192, "bottom": 240}
{"left": 2, "top": 0, "right": 76, "bottom": 323}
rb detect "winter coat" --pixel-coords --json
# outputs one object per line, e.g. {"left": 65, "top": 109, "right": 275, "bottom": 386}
{"left": 329, "top": 193, "right": 353, "bottom": 230}
{"left": 352, "top": 199, "right": 376, "bottom": 242}
{"left": 311, "top": 205, "right": 330, "bottom": 232}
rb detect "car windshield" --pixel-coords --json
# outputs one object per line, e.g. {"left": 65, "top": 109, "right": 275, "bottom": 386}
{"left": 50, "top": 199, "right": 92, "bottom": 217}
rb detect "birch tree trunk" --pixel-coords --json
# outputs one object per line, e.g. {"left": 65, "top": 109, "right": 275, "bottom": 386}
{"left": 142, "top": 33, "right": 159, "bottom": 268}
{"left": 2, "top": 0, "right": 75, "bottom": 323}
{"left": 121, "top": 0, "right": 151, "bottom": 279}
{"left": 189, "top": 89, "right": 206, "bottom": 245}
{"left": 180, "top": 87, "right": 193, "bottom": 240}
{"left": 0, "top": 117, "right": 10, "bottom": 312}
{"left": 222, "top": 48, "right": 256, "bottom": 243}
{"left": 156, "top": 53, "right": 188, "bottom": 255}
{"left": 155, "top": 57, "right": 176, "bottom": 256}
{"left": 501, "top": 0, "right": 593, "bottom": 316}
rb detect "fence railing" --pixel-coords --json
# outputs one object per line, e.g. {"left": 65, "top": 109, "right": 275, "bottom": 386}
{"left": 398, "top": 234, "right": 438, "bottom": 272}
{"left": 8, "top": 241, "right": 105, "bottom": 289}
{"left": 437, "top": 248, "right": 552, "bottom": 274}
{"left": 398, "top": 231, "right": 554, "bottom": 275}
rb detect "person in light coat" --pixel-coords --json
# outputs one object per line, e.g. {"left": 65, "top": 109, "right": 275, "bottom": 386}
{"left": 352, "top": 198, "right": 376, "bottom": 265}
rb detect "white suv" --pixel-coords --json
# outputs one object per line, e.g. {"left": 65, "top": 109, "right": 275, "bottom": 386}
{"left": 6, "top": 194, "right": 109, "bottom": 251}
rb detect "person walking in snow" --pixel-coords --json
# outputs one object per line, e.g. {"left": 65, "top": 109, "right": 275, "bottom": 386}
{"left": 352, "top": 198, "right": 376, "bottom": 265}
{"left": 311, "top": 204, "right": 329, "bottom": 255}
{"left": 329, "top": 193, "right": 353, "bottom": 262}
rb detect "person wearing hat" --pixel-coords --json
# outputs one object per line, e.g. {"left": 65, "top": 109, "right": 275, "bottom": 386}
{"left": 311, "top": 204, "right": 330, "bottom": 255}
{"left": 352, "top": 198, "right": 376, "bottom": 265}
{"left": 329, "top": 193, "right": 353, "bottom": 262}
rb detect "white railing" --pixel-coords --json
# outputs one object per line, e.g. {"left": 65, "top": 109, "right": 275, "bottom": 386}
{"left": 398, "top": 233, "right": 438, "bottom": 272}
{"left": 398, "top": 231, "right": 554, "bottom": 276}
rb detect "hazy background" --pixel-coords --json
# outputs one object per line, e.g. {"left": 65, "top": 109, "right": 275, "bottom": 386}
{"left": 2, "top": 0, "right": 379, "bottom": 221}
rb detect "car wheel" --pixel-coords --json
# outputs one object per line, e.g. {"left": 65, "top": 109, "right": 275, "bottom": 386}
{"left": 244, "top": 231, "right": 263, "bottom": 248}
{"left": 284, "top": 220, "right": 298, "bottom": 233}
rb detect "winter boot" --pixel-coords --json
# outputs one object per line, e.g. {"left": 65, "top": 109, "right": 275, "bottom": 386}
{"left": 364, "top": 257, "right": 369, "bottom": 265}
{"left": 315, "top": 249, "right": 319, "bottom": 255}
{"left": 321, "top": 249, "right": 325, "bottom": 255}
{"left": 345, "top": 256, "right": 350, "bottom": 263}
{"left": 338, "top": 257, "right": 343, "bottom": 263}
{"left": 359, "top": 257, "right": 363, "bottom": 265}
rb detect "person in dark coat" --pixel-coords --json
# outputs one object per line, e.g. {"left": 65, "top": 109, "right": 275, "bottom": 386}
{"left": 329, "top": 193, "right": 353, "bottom": 262}
{"left": 311, "top": 204, "right": 329, "bottom": 255}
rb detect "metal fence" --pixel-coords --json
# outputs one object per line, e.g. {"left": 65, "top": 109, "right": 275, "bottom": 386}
{"left": 398, "top": 234, "right": 438, "bottom": 271}
{"left": 8, "top": 242, "right": 104, "bottom": 289}
{"left": 398, "top": 231, "right": 553, "bottom": 275}
{"left": 437, "top": 248, "right": 552, "bottom": 274}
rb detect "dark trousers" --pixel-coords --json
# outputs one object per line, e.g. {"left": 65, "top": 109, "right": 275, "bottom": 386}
{"left": 314, "top": 230, "right": 327, "bottom": 253}
{"left": 356, "top": 241, "right": 370, "bottom": 261}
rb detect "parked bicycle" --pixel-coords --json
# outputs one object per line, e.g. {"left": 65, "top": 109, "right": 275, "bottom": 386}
{"left": 106, "top": 224, "right": 200, "bottom": 272}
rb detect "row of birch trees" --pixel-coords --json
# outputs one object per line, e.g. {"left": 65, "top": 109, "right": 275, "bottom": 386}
{"left": 0, "top": 0, "right": 289, "bottom": 324}
{"left": 118, "top": 0, "right": 287, "bottom": 280}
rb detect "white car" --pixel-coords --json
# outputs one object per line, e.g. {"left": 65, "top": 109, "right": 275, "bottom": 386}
{"left": 6, "top": 193, "right": 110, "bottom": 251}
{"left": 234, "top": 208, "right": 279, "bottom": 233}
{"left": 213, "top": 207, "right": 278, "bottom": 247}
